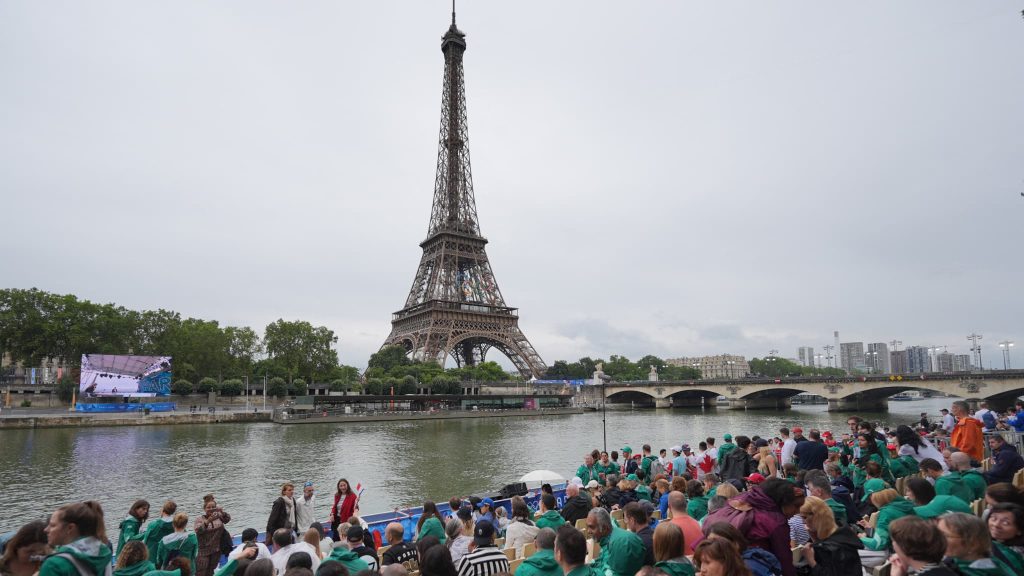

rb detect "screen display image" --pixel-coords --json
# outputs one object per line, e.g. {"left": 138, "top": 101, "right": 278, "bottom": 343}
{"left": 79, "top": 354, "right": 173, "bottom": 397}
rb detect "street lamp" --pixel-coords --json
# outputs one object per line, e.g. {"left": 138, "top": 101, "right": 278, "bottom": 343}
{"left": 999, "top": 340, "right": 1015, "bottom": 370}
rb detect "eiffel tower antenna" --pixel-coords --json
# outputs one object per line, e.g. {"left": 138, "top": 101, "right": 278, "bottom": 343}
{"left": 381, "top": 7, "right": 547, "bottom": 378}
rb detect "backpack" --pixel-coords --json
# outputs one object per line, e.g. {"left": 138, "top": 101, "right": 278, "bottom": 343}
{"left": 219, "top": 528, "right": 234, "bottom": 557}
{"left": 55, "top": 553, "right": 112, "bottom": 576}
{"left": 982, "top": 411, "right": 997, "bottom": 430}
{"left": 742, "top": 548, "right": 783, "bottom": 576}
{"left": 649, "top": 459, "right": 666, "bottom": 479}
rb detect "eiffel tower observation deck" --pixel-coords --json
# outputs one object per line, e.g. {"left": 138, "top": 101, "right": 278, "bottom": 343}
{"left": 383, "top": 8, "right": 547, "bottom": 379}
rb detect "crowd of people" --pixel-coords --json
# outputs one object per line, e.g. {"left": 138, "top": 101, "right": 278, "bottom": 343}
{"left": 3, "top": 400, "right": 1024, "bottom": 576}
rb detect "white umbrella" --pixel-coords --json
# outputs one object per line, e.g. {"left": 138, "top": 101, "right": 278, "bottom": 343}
{"left": 519, "top": 470, "right": 566, "bottom": 489}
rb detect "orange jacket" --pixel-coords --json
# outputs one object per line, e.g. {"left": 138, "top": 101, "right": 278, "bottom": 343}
{"left": 952, "top": 416, "right": 984, "bottom": 462}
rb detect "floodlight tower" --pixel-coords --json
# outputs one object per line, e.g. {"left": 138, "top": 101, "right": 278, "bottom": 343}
{"left": 967, "top": 333, "right": 983, "bottom": 370}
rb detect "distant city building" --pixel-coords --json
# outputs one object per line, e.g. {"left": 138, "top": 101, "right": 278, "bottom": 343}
{"left": 667, "top": 354, "right": 750, "bottom": 379}
{"left": 834, "top": 331, "right": 842, "bottom": 369}
{"left": 866, "top": 342, "right": 891, "bottom": 374}
{"left": 840, "top": 342, "right": 866, "bottom": 374}
{"left": 798, "top": 346, "right": 815, "bottom": 367}
{"left": 890, "top": 350, "right": 909, "bottom": 374}
{"left": 905, "top": 346, "right": 931, "bottom": 374}
{"left": 933, "top": 352, "right": 955, "bottom": 373}
{"left": 953, "top": 354, "right": 972, "bottom": 372}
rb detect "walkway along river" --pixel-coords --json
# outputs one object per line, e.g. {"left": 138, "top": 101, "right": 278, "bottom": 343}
{"left": 0, "top": 397, "right": 955, "bottom": 533}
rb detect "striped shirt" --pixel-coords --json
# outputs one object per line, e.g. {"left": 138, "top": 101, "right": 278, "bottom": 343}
{"left": 456, "top": 545, "right": 510, "bottom": 576}
{"left": 788, "top": 515, "right": 810, "bottom": 546}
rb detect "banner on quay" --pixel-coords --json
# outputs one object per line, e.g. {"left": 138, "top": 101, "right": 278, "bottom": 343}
{"left": 80, "top": 354, "right": 173, "bottom": 396}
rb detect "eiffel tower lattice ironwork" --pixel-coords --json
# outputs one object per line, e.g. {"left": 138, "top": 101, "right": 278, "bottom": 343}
{"left": 382, "top": 9, "right": 547, "bottom": 379}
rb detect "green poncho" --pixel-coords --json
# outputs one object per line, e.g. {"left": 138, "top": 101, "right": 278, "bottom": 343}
{"left": 590, "top": 526, "right": 645, "bottom": 576}
{"left": 515, "top": 549, "right": 562, "bottom": 576}
{"left": 155, "top": 533, "right": 198, "bottom": 570}
{"left": 535, "top": 510, "right": 566, "bottom": 530}
{"left": 39, "top": 537, "right": 114, "bottom": 576}
{"left": 860, "top": 497, "right": 916, "bottom": 551}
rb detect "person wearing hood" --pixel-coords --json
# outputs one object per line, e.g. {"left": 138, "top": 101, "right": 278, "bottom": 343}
{"left": 575, "top": 454, "right": 599, "bottom": 486}
{"left": 585, "top": 508, "right": 645, "bottom": 576}
{"left": 512, "top": 529, "right": 560, "bottom": 576}
{"left": 798, "top": 497, "right": 863, "bottom": 576}
{"left": 142, "top": 502, "right": 177, "bottom": 566}
{"left": 114, "top": 541, "right": 155, "bottom": 576}
{"left": 920, "top": 459, "right": 973, "bottom": 505}
{"left": 595, "top": 452, "right": 618, "bottom": 482}
{"left": 859, "top": 489, "right": 916, "bottom": 552}
{"left": 116, "top": 501, "right": 150, "bottom": 561}
{"left": 719, "top": 436, "right": 756, "bottom": 483}
{"left": 650, "top": 523, "right": 695, "bottom": 576}
{"left": 950, "top": 400, "right": 985, "bottom": 463}
{"left": 559, "top": 484, "right": 592, "bottom": 526}
{"left": 155, "top": 513, "right": 198, "bottom": 570}
{"left": 39, "top": 501, "right": 114, "bottom": 576}
{"left": 938, "top": 512, "right": 1016, "bottom": 575}
{"left": 947, "top": 452, "right": 987, "bottom": 502}
{"left": 701, "top": 477, "right": 805, "bottom": 576}
{"left": 716, "top": 434, "right": 737, "bottom": 463}
{"left": 416, "top": 501, "right": 447, "bottom": 544}
{"left": 534, "top": 494, "right": 565, "bottom": 531}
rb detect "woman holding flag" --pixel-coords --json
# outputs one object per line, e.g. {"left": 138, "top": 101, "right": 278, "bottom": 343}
{"left": 330, "top": 479, "right": 359, "bottom": 540}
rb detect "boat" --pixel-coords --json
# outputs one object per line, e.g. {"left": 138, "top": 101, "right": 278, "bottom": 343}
{"left": 890, "top": 392, "right": 923, "bottom": 401}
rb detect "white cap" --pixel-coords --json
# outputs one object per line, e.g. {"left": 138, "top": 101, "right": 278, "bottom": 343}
{"left": 570, "top": 476, "right": 584, "bottom": 488}
{"left": 585, "top": 480, "right": 600, "bottom": 489}
{"left": 671, "top": 445, "right": 682, "bottom": 453}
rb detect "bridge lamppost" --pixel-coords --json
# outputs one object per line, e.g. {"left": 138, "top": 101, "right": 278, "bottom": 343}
{"left": 999, "top": 340, "right": 1014, "bottom": 370}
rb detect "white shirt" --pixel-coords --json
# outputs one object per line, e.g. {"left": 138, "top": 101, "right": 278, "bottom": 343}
{"left": 780, "top": 438, "right": 797, "bottom": 466}
{"left": 942, "top": 414, "right": 955, "bottom": 431}
{"left": 271, "top": 542, "right": 321, "bottom": 576}
{"left": 294, "top": 494, "right": 317, "bottom": 533}
{"left": 706, "top": 447, "right": 718, "bottom": 461}
{"left": 229, "top": 542, "right": 272, "bottom": 561}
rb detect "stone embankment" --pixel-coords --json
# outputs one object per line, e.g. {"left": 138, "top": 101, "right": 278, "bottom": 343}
{"left": 0, "top": 410, "right": 270, "bottom": 429}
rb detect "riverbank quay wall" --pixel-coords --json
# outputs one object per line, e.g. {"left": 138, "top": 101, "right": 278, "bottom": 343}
{"left": 0, "top": 410, "right": 270, "bottom": 429}
{"left": 602, "top": 370, "right": 1024, "bottom": 412}
{"left": 273, "top": 406, "right": 584, "bottom": 424}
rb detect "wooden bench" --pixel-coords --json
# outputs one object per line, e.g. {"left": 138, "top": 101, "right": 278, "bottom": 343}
{"left": 523, "top": 543, "right": 536, "bottom": 558}
{"left": 509, "top": 558, "right": 524, "bottom": 574}
{"left": 503, "top": 548, "right": 517, "bottom": 561}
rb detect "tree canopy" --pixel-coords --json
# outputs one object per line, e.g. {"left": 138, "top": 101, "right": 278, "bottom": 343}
{"left": 543, "top": 354, "right": 701, "bottom": 381}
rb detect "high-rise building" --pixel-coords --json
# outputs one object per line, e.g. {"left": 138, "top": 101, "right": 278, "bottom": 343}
{"left": 906, "top": 346, "right": 930, "bottom": 373}
{"left": 834, "top": 331, "right": 842, "bottom": 369}
{"left": 890, "top": 350, "right": 908, "bottom": 374}
{"left": 666, "top": 355, "right": 750, "bottom": 379}
{"left": 953, "top": 354, "right": 972, "bottom": 372}
{"left": 866, "top": 342, "right": 891, "bottom": 374}
{"left": 840, "top": 342, "right": 866, "bottom": 374}
{"left": 933, "top": 352, "right": 955, "bottom": 373}
{"left": 798, "top": 347, "right": 815, "bottom": 367}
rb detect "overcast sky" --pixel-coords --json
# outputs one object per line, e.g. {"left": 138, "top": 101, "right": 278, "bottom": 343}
{"left": 2, "top": 2, "right": 1022, "bottom": 371}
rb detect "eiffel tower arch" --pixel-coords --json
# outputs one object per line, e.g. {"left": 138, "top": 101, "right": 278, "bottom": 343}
{"left": 383, "top": 8, "right": 547, "bottom": 379}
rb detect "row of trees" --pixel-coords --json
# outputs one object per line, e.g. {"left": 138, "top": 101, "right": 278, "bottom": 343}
{"left": 543, "top": 355, "right": 702, "bottom": 381}
{"left": 748, "top": 356, "right": 846, "bottom": 378}
{"left": 0, "top": 288, "right": 359, "bottom": 385}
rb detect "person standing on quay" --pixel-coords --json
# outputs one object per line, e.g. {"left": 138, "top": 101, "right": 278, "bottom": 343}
{"left": 950, "top": 400, "right": 984, "bottom": 463}
{"left": 116, "top": 500, "right": 150, "bottom": 560}
{"left": 329, "top": 479, "right": 358, "bottom": 540}
{"left": 193, "top": 495, "right": 230, "bottom": 576}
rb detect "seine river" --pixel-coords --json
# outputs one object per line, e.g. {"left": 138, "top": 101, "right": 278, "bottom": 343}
{"left": 0, "top": 398, "right": 951, "bottom": 534}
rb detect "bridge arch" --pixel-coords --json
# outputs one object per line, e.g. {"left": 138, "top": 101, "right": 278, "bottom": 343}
{"left": 607, "top": 390, "right": 659, "bottom": 404}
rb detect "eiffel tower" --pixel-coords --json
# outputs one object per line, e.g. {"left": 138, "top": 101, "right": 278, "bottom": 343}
{"left": 382, "top": 8, "right": 547, "bottom": 379}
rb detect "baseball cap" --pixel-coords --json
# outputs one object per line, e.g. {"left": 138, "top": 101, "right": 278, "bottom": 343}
{"left": 473, "top": 520, "right": 495, "bottom": 545}
{"left": 346, "top": 525, "right": 364, "bottom": 542}
{"left": 626, "top": 474, "right": 639, "bottom": 482}
{"left": 456, "top": 507, "right": 473, "bottom": 521}
{"left": 586, "top": 480, "right": 600, "bottom": 489}
{"left": 754, "top": 438, "right": 769, "bottom": 448}
{"left": 303, "top": 481, "right": 314, "bottom": 487}
{"left": 570, "top": 477, "right": 584, "bottom": 488}
{"left": 792, "top": 427, "right": 803, "bottom": 434}
{"left": 745, "top": 473, "right": 766, "bottom": 484}
{"left": 913, "top": 495, "right": 971, "bottom": 519}
{"left": 861, "top": 478, "right": 886, "bottom": 502}
{"left": 621, "top": 446, "right": 633, "bottom": 453}
{"left": 671, "top": 445, "right": 682, "bottom": 453}
{"left": 723, "top": 434, "right": 733, "bottom": 441}
{"left": 822, "top": 431, "right": 833, "bottom": 437}
{"left": 479, "top": 497, "right": 494, "bottom": 508}
{"left": 681, "top": 444, "right": 691, "bottom": 452}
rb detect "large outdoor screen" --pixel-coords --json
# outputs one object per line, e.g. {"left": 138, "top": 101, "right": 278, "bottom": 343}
{"left": 79, "top": 354, "right": 173, "bottom": 397}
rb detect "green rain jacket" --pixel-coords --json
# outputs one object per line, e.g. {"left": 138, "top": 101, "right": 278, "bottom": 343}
{"left": 935, "top": 474, "right": 974, "bottom": 504}
{"left": 416, "top": 516, "right": 447, "bottom": 543}
{"left": 114, "top": 561, "right": 156, "bottom": 576}
{"left": 39, "top": 537, "right": 114, "bottom": 576}
{"left": 590, "top": 526, "right": 645, "bottom": 576}
{"left": 515, "top": 549, "right": 562, "bottom": 576}
{"left": 859, "top": 497, "right": 916, "bottom": 551}
{"left": 155, "top": 533, "right": 198, "bottom": 570}
{"left": 141, "top": 519, "right": 174, "bottom": 566}
{"left": 535, "top": 510, "right": 566, "bottom": 531}
{"left": 686, "top": 496, "right": 709, "bottom": 522}
{"left": 654, "top": 560, "right": 696, "bottom": 576}
{"left": 945, "top": 555, "right": 1016, "bottom": 575}
{"left": 116, "top": 517, "right": 143, "bottom": 560}
{"left": 960, "top": 470, "right": 988, "bottom": 502}
{"left": 327, "top": 547, "right": 371, "bottom": 574}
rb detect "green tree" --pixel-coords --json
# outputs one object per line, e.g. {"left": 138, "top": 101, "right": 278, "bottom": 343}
{"left": 267, "top": 377, "right": 288, "bottom": 398}
{"left": 365, "top": 378, "right": 384, "bottom": 395}
{"left": 220, "top": 379, "right": 244, "bottom": 396}
{"left": 171, "top": 380, "right": 194, "bottom": 395}
{"left": 197, "top": 377, "right": 220, "bottom": 394}
{"left": 264, "top": 319, "right": 339, "bottom": 383}
{"left": 329, "top": 379, "right": 348, "bottom": 392}
{"left": 225, "top": 326, "right": 262, "bottom": 376}
{"left": 398, "top": 375, "right": 417, "bottom": 395}
{"left": 56, "top": 376, "right": 77, "bottom": 403}
{"left": 367, "top": 345, "right": 411, "bottom": 373}
{"left": 603, "top": 355, "right": 643, "bottom": 381}
{"left": 292, "top": 378, "right": 308, "bottom": 396}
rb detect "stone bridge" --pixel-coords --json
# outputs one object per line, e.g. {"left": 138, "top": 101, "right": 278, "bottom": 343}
{"left": 600, "top": 370, "right": 1024, "bottom": 412}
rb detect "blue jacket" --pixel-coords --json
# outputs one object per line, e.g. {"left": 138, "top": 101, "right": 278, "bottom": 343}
{"left": 985, "top": 443, "right": 1024, "bottom": 484}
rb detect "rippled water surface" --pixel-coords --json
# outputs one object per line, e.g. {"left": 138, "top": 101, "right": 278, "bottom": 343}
{"left": 0, "top": 398, "right": 951, "bottom": 533}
